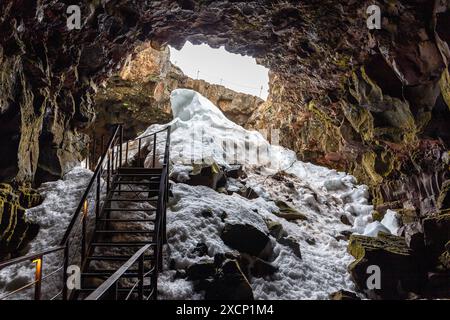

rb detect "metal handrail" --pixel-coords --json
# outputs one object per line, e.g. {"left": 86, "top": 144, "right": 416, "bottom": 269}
{"left": 0, "top": 246, "right": 65, "bottom": 269}
{"left": 84, "top": 244, "right": 151, "bottom": 300}
{"left": 60, "top": 125, "right": 122, "bottom": 246}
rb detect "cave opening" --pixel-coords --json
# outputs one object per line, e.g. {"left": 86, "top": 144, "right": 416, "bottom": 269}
{"left": 169, "top": 41, "right": 270, "bottom": 100}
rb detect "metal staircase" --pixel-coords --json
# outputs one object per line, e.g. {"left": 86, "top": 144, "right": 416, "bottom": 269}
{"left": 0, "top": 124, "right": 171, "bottom": 300}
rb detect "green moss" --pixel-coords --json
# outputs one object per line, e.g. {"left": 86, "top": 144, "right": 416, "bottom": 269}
{"left": 275, "top": 200, "right": 308, "bottom": 221}
{"left": 341, "top": 102, "right": 374, "bottom": 142}
{"left": 440, "top": 68, "right": 450, "bottom": 110}
{"left": 362, "top": 151, "right": 383, "bottom": 184}
{"left": 437, "top": 180, "right": 450, "bottom": 210}
{"left": 372, "top": 210, "right": 384, "bottom": 222}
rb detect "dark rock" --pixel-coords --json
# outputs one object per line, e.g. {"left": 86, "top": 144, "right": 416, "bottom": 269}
{"left": 225, "top": 165, "right": 244, "bottom": 179}
{"left": 437, "top": 180, "right": 450, "bottom": 210}
{"left": 306, "top": 237, "right": 316, "bottom": 245}
{"left": 205, "top": 259, "right": 254, "bottom": 300}
{"left": 347, "top": 233, "right": 423, "bottom": 299}
{"left": 277, "top": 236, "right": 302, "bottom": 259}
{"left": 329, "top": 290, "right": 361, "bottom": 300}
{"left": 423, "top": 213, "right": 450, "bottom": 263}
{"left": 186, "top": 261, "right": 216, "bottom": 281}
{"left": 192, "top": 242, "right": 208, "bottom": 257}
{"left": 238, "top": 187, "right": 259, "bottom": 200}
{"left": 247, "top": 256, "right": 278, "bottom": 278}
{"left": 221, "top": 223, "right": 270, "bottom": 257}
{"left": 265, "top": 219, "right": 287, "bottom": 240}
{"left": 186, "top": 163, "right": 226, "bottom": 190}
{"left": 340, "top": 230, "right": 353, "bottom": 241}
{"left": 340, "top": 215, "right": 352, "bottom": 226}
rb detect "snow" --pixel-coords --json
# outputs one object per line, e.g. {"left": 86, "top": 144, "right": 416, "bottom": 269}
{"left": 0, "top": 167, "right": 92, "bottom": 299}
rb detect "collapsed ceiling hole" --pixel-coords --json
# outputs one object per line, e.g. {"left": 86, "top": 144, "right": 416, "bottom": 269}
{"left": 169, "top": 42, "right": 270, "bottom": 100}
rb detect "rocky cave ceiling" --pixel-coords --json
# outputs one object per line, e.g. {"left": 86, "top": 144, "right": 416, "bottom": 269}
{"left": 0, "top": 1, "right": 449, "bottom": 217}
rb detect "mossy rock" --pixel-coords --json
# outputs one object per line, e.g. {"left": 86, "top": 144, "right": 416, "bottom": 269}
{"left": 17, "top": 185, "right": 43, "bottom": 209}
{"left": 274, "top": 200, "right": 308, "bottom": 221}
{"left": 0, "top": 184, "right": 40, "bottom": 259}
{"left": 440, "top": 68, "right": 450, "bottom": 110}
{"left": 396, "top": 208, "right": 419, "bottom": 225}
{"left": 437, "top": 180, "right": 450, "bottom": 210}
{"left": 347, "top": 233, "right": 422, "bottom": 299}
{"left": 423, "top": 214, "right": 450, "bottom": 263}
{"left": 371, "top": 210, "right": 384, "bottom": 222}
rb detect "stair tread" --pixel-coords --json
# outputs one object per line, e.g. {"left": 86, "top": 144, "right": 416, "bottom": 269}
{"left": 97, "top": 218, "right": 155, "bottom": 222}
{"left": 102, "top": 208, "right": 156, "bottom": 211}
{"left": 95, "top": 230, "right": 154, "bottom": 234}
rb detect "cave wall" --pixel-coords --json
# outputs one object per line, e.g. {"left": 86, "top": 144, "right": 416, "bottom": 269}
{"left": 0, "top": 1, "right": 449, "bottom": 220}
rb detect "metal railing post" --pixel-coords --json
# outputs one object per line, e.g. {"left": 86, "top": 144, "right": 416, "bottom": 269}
{"left": 62, "top": 244, "right": 69, "bottom": 300}
{"left": 96, "top": 174, "right": 100, "bottom": 219}
{"left": 138, "top": 138, "right": 142, "bottom": 167}
{"left": 119, "top": 125, "right": 123, "bottom": 167}
{"left": 33, "top": 256, "right": 43, "bottom": 300}
{"left": 138, "top": 255, "right": 144, "bottom": 300}
{"left": 107, "top": 152, "right": 111, "bottom": 193}
{"left": 152, "top": 133, "right": 157, "bottom": 167}
{"left": 81, "top": 200, "right": 88, "bottom": 264}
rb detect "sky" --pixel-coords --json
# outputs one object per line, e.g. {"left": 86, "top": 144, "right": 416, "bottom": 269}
{"left": 169, "top": 42, "right": 270, "bottom": 100}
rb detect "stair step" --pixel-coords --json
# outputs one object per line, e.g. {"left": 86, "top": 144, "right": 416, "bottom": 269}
{"left": 86, "top": 255, "right": 154, "bottom": 262}
{"left": 110, "top": 190, "right": 159, "bottom": 193}
{"left": 82, "top": 271, "right": 140, "bottom": 277}
{"left": 109, "top": 198, "right": 158, "bottom": 202}
{"left": 95, "top": 230, "right": 154, "bottom": 234}
{"left": 116, "top": 174, "right": 161, "bottom": 177}
{"left": 102, "top": 208, "right": 156, "bottom": 212}
{"left": 113, "top": 181, "right": 161, "bottom": 185}
{"left": 76, "top": 287, "right": 153, "bottom": 293}
{"left": 91, "top": 242, "right": 155, "bottom": 247}
{"left": 97, "top": 218, "right": 155, "bottom": 222}
{"left": 118, "top": 167, "right": 162, "bottom": 173}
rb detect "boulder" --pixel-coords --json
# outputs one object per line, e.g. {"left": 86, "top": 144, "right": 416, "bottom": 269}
{"left": 225, "top": 165, "right": 244, "bottom": 179}
{"left": 186, "top": 261, "right": 216, "bottom": 281}
{"left": 437, "top": 180, "right": 450, "bottom": 210}
{"left": 265, "top": 219, "right": 287, "bottom": 240}
{"left": 221, "top": 222, "right": 270, "bottom": 257}
{"left": 186, "top": 163, "right": 226, "bottom": 190}
{"left": 423, "top": 213, "right": 450, "bottom": 263}
{"left": 329, "top": 290, "right": 361, "bottom": 300}
{"left": 274, "top": 200, "right": 308, "bottom": 221}
{"left": 340, "top": 214, "right": 352, "bottom": 226}
{"left": 277, "top": 236, "right": 302, "bottom": 259}
{"left": 240, "top": 253, "right": 278, "bottom": 278}
{"left": 205, "top": 259, "right": 254, "bottom": 300}
{"left": 347, "top": 232, "right": 422, "bottom": 299}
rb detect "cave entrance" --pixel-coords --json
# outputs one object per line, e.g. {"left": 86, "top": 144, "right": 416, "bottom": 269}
{"left": 169, "top": 41, "right": 270, "bottom": 100}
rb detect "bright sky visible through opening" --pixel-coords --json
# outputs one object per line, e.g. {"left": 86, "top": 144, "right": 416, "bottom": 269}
{"left": 169, "top": 42, "right": 270, "bottom": 100}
